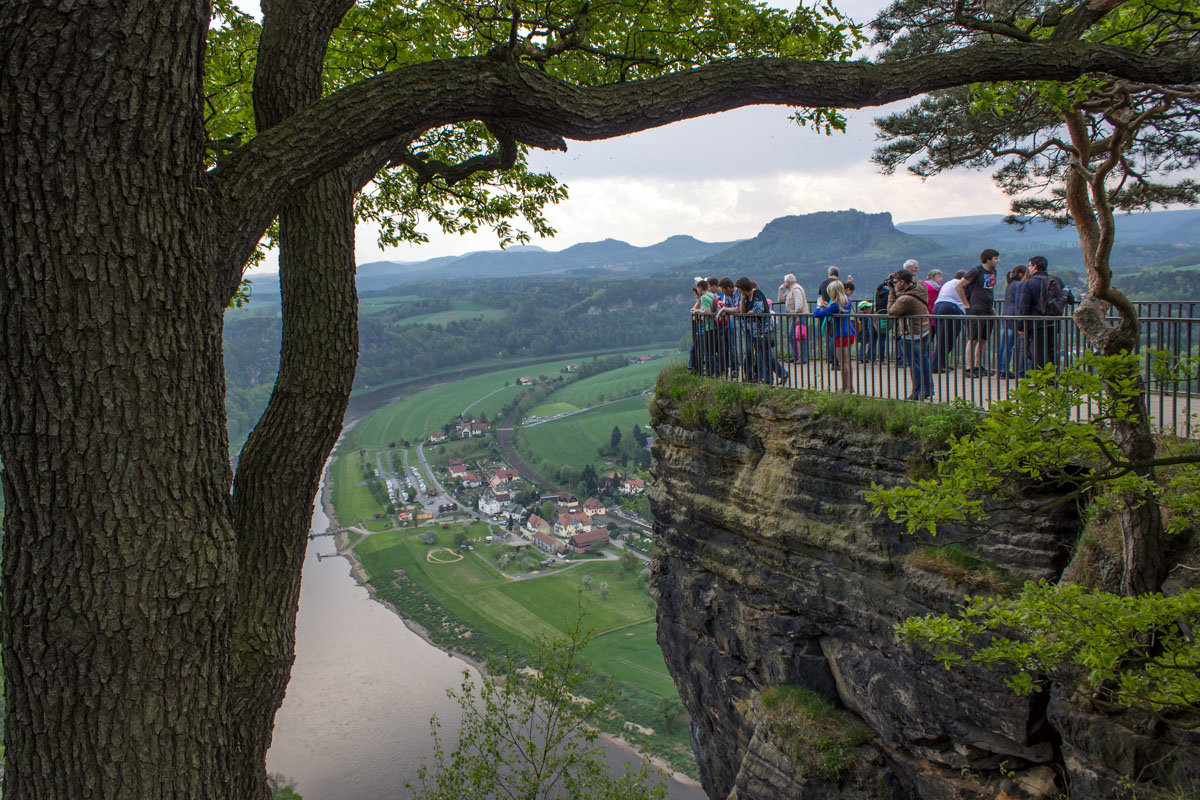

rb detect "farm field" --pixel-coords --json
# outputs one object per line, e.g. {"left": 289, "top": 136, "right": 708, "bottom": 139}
{"left": 358, "top": 295, "right": 420, "bottom": 314}
{"left": 329, "top": 450, "right": 386, "bottom": 523}
{"left": 517, "top": 395, "right": 652, "bottom": 473}
{"left": 526, "top": 401, "right": 579, "bottom": 417}
{"left": 463, "top": 383, "right": 523, "bottom": 420}
{"left": 344, "top": 355, "right": 594, "bottom": 449}
{"left": 527, "top": 350, "right": 680, "bottom": 417}
{"left": 586, "top": 622, "right": 676, "bottom": 697}
{"left": 352, "top": 341, "right": 677, "bottom": 399}
{"left": 396, "top": 300, "right": 509, "bottom": 327}
{"left": 345, "top": 346, "right": 679, "bottom": 450}
{"left": 351, "top": 527, "right": 673, "bottom": 697}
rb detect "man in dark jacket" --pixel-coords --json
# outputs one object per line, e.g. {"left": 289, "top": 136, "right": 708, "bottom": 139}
{"left": 1018, "top": 255, "right": 1056, "bottom": 372}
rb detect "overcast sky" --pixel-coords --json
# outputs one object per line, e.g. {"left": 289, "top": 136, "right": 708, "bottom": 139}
{"left": 241, "top": 0, "right": 1013, "bottom": 270}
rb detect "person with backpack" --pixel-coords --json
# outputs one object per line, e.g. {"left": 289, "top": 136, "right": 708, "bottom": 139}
{"left": 1018, "top": 255, "right": 1068, "bottom": 373}
{"left": 718, "top": 277, "right": 789, "bottom": 385}
{"left": 998, "top": 264, "right": 1028, "bottom": 378}
{"left": 887, "top": 269, "right": 933, "bottom": 400}
{"left": 717, "top": 277, "right": 740, "bottom": 377}
{"left": 691, "top": 278, "right": 721, "bottom": 375}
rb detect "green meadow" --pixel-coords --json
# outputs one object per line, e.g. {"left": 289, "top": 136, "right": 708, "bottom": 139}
{"left": 517, "top": 395, "right": 652, "bottom": 472}
{"left": 527, "top": 350, "right": 681, "bottom": 417}
{"left": 396, "top": 299, "right": 510, "bottom": 327}
{"left": 463, "top": 383, "right": 523, "bottom": 420}
{"left": 351, "top": 527, "right": 670, "bottom": 695}
{"left": 358, "top": 295, "right": 421, "bottom": 314}
{"left": 346, "top": 350, "right": 670, "bottom": 450}
{"left": 345, "top": 356, "right": 583, "bottom": 448}
{"left": 329, "top": 449, "right": 387, "bottom": 523}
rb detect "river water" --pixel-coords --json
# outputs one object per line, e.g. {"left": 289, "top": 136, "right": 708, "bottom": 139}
{"left": 265, "top": 482, "right": 708, "bottom": 800}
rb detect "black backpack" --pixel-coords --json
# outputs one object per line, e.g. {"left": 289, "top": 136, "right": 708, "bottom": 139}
{"left": 748, "top": 289, "right": 775, "bottom": 333}
{"left": 1042, "top": 274, "right": 1069, "bottom": 316}
{"left": 874, "top": 281, "right": 890, "bottom": 313}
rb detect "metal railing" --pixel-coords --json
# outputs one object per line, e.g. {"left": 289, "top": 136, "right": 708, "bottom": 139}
{"left": 689, "top": 310, "right": 1200, "bottom": 438}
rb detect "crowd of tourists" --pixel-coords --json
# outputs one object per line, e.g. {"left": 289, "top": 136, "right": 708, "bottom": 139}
{"left": 689, "top": 250, "right": 1072, "bottom": 401}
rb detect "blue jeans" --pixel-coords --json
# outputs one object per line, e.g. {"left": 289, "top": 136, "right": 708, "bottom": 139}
{"left": 997, "top": 326, "right": 1025, "bottom": 376}
{"left": 857, "top": 320, "right": 880, "bottom": 361}
{"left": 791, "top": 327, "right": 809, "bottom": 363}
{"left": 900, "top": 335, "right": 933, "bottom": 398}
{"left": 931, "top": 302, "right": 964, "bottom": 371}
{"left": 745, "top": 335, "right": 788, "bottom": 382}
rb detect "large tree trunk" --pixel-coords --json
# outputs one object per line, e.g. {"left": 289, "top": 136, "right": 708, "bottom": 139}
{"left": 1062, "top": 118, "right": 1167, "bottom": 595}
{"left": 228, "top": 2, "right": 359, "bottom": 797}
{"left": 0, "top": 2, "right": 239, "bottom": 797}
{"left": 229, "top": 171, "right": 359, "bottom": 799}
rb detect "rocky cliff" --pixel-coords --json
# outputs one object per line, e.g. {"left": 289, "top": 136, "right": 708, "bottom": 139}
{"left": 648, "top": 384, "right": 1198, "bottom": 800}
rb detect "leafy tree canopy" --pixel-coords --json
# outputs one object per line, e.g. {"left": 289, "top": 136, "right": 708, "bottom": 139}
{"left": 207, "top": 0, "right": 864, "bottom": 259}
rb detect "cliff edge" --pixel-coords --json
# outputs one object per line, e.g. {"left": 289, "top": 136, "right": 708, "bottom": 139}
{"left": 648, "top": 373, "right": 1198, "bottom": 800}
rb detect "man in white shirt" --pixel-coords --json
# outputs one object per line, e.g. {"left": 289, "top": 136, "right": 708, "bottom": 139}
{"left": 931, "top": 270, "right": 967, "bottom": 372}
{"left": 777, "top": 273, "right": 809, "bottom": 363}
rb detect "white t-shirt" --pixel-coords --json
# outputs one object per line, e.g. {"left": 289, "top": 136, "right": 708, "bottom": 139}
{"left": 935, "top": 278, "right": 965, "bottom": 310}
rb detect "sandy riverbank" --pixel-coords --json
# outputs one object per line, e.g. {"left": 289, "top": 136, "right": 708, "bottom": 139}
{"left": 320, "top": 471, "right": 701, "bottom": 791}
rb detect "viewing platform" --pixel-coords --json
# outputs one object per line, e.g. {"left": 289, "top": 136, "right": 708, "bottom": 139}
{"left": 689, "top": 301, "right": 1200, "bottom": 438}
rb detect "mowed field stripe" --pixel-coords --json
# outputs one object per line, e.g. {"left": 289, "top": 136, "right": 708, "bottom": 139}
{"left": 458, "top": 587, "right": 561, "bottom": 643}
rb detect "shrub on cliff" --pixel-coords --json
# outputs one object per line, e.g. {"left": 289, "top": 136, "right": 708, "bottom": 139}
{"left": 758, "top": 686, "right": 871, "bottom": 782}
{"left": 870, "top": 353, "right": 1200, "bottom": 721}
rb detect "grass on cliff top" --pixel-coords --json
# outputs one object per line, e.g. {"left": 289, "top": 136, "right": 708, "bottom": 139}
{"left": 759, "top": 686, "right": 871, "bottom": 782}
{"left": 653, "top": 365, "right": 981, "bottom": 445}
{"left": 908, "top": 544, "right": 1016, "bottom": 596}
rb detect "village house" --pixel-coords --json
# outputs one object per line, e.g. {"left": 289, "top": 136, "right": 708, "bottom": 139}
{"left": 470, "top": 421, "right": 489, "bottom": 436}
{"left": 582, "top": 497, "right": 606, "bottom": 517}
{"left": 461, "top": 472, "right": 483, "bottom": 488}
{"left": 620, "top": 477, "right": 646, "bottom": 495}
{"left": 429, "top": 431, "right": 447, "bottom": 443}
{"left": 448, "top": 461, "right": 468, "bottom": 477}
{"left": 478, "top": 490, "right": 504, "bottom": 516}
{"left": 554, "top": 511, "right": 591, "bottom": 537}
{"left": 541, "top": 491, "right": 578, "bottom": 510}
{"left": 531, "top": 530, "right": 567, "bottom": 556}
{"left": 525, "top": 514, "right": 552, "bottom": 536}
{"left": 568, "top": 527, "right": 609, "bottom": 554}
{"left": 489, "top": 469, "right": 521, "bottom": 489}
{"left": 518, "top": 375, "right": 534, "bottom": 385}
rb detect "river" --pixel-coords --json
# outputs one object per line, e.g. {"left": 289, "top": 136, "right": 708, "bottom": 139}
{"left": 265, "top": 480, "right": 708, "bottom": 800}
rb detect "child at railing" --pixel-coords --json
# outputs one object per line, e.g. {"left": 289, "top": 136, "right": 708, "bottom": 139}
{"left": 814, "top": 280, "right": 855, "bottom": 393}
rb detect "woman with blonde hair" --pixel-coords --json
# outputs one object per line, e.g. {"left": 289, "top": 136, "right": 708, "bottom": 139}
{"left": 813, "top": 280, "right": 856, "bottom": 393}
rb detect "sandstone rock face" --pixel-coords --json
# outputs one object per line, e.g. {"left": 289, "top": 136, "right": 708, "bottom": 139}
{"left": 649, "top": 396, "right": 1196, "bottom": 800}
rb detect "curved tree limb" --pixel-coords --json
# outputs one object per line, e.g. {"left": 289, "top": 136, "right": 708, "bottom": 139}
{"left": 209, "top": 39, "right": 1200, "bottom": 291}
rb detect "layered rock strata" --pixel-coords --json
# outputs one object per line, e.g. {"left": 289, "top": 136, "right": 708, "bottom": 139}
{"left": 649, "top": 393, "right": 1197, "bottom": 800}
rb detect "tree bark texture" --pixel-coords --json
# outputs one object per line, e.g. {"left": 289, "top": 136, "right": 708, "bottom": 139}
{"left": 229, "top": 171, "right": 358, "bottom": 800}
{"left": 229, "top": 2, "right": 358, "bottom": 797}
{"left": 0, "top": 2, "right": 238, "bottom": 797}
